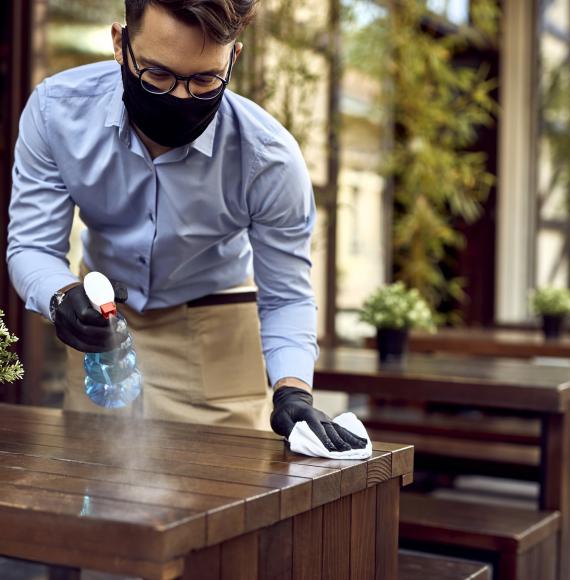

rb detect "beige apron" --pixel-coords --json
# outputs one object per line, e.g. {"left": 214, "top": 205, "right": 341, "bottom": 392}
{"left": 63, "top": 262, "right": 273, "bottom": 430}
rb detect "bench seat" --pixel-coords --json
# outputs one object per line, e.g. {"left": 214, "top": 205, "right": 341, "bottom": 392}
{"left": 358, "top": 406, "right": 540, "bottom": 480}
{"left": 400, "top": 493, "right": 560, "bottom": 580}
{"left": 399, "top": 550, "right": 492, "bottom": 580}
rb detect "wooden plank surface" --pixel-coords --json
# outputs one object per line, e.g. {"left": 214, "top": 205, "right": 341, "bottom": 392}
{"left": 400, "top": 493, "right": 561, "bottom": 553}
{"left": 258, "top": 518, "right": 293, "bottom": 580}
{"left": 376, "top": 479, "right": 399, "bottom": 580}
{"left": 220, "top": 531, "right": 258, "bottom": 580}
{"left": 315, "top": 347, "right": 570, "bottom": 412}
{"left": 399, "top": 551, "right": 491, "bottom": 580}
{"left": 322, "top": 494, "right": 351, "bottom": 580}
{"left": 0, "top": 403, "right": 412, "bottom": 578}
{"left": 292, "top": 506, "right": 323, "bottom": 580}
{"left": 350, "top": 486, "right": 376, "bottom": 580}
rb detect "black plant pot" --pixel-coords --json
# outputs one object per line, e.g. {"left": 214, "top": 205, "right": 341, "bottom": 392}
{"left": 376, "top": 327, "right": 409, "bottom": 363}
{"left": 542, "top": 314, "right": 565, "bottom": 341}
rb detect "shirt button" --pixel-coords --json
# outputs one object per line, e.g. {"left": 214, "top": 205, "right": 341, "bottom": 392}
{"left": 138, "top": 256, "right": 147, "bottom": 265}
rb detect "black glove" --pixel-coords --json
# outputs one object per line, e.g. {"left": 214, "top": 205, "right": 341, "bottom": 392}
{"left": 270, "top": 386, "right": 368, "bottom": 452}
{"left": 50, "top": 281, "right": 129, "bottom": 353}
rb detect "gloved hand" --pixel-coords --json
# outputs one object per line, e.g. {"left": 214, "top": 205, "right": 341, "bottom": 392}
{"left": 50, "top": 281, "right": 129, "bottom": 353}
{"left": 270, "top": 386, "right": 368, "bottom": 452}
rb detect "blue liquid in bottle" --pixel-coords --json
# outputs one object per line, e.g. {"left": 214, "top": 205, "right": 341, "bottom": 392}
{"left": 84, "top": 314, "right": 142, "bottom": 408}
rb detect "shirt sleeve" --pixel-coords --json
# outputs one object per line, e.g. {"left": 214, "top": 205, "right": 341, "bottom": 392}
{"left": 247, "top": 134, "right": 319, "bottom": 388}
{"left": 7, "top": 83, "right": 78, "bottom": 320}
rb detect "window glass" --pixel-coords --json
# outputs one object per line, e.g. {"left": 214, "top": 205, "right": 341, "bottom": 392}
{"left": 535, "top": 0, "right": 570, "bottom": 288}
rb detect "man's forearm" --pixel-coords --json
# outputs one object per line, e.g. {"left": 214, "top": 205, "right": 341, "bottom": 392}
{"left": 273, "top": 376, "right": 311, "bottom": 393}
{"left": 7, "top": 249, "right": 78, "bottom": 319}
{"left": 259, "top": 297, "right": 318, "bottom": 389}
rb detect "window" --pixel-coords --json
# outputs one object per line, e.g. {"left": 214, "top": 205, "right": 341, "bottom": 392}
{"left": 535, "top": 0, "right": 570, "bottom": 289}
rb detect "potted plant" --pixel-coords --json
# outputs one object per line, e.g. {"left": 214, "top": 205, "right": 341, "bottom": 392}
{"left": 0, "top": 309, "right": 24, "bottom": 385}
{"left": 359, "top": 282, "right": 436, "bottom": 363}
{"left": 529, "top": 287, "right": 570, "bottom": 341}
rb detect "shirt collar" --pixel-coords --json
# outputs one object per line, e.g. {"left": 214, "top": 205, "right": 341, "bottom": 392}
{"left": 104, "top": 72, "right": 217, "bottom": 158}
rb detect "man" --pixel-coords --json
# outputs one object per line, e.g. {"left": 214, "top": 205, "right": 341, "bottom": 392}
{"left": 7, "top": 0, "right": 366, "bottom": 453}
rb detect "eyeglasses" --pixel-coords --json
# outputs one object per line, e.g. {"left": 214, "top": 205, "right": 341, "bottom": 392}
{"left": 123, "top": 27, "right": 235, "bottom": 100}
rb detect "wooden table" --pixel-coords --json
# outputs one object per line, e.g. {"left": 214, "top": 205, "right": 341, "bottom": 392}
{"left": 314, "top": 348, "right": 570, "bottom": 580}
{"left": 0, "top": 403, "right": 413, "bottom": 580}
{"left": 408, "top": 327, "right": 570, "bottom": 359}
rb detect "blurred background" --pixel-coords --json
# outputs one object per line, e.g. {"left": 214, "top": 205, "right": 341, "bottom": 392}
{"left": 2, "top": 3, "right": 570, "bottom": 579}
{"left": 0, "top": 0, "right": 568, "bottom": 403}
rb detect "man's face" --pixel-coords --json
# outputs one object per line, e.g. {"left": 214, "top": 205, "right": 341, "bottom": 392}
{"left": 112, "top": 4, "right": 241, "bottom": 99}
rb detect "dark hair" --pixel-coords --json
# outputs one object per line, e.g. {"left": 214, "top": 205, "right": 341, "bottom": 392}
{"left": 125, "top": 0, "right": 258, "bottom": 44}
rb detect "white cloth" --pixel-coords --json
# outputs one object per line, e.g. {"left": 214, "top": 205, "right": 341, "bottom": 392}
{"left": 288, "top": 412, "right": 372, "bottom": 459}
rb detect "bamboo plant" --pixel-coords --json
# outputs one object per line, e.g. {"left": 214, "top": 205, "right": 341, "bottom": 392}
{"left": 346, "top": 0, "right": 500, "bottom": 321}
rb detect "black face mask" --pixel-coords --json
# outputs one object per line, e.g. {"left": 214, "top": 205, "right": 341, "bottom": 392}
{"left": 120, "top": 31, "right": 226, "bottom": 148}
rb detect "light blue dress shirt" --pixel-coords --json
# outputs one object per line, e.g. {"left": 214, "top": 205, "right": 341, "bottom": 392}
{"left": 7, "top": 60, "right": 319, "bottom": 387}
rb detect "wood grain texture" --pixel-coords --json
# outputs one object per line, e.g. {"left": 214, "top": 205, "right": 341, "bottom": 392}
{"left": 497, "top": 533, "right": 558, "bottom": 580}
{"left": 322, "top": 494, "right": 351, "bottom": 580}
{"left": 401, "top": 473, "right": 413, "bottom": 487}
{"left": 350, "top": 486, "right": 376, "bottom": 580}
{"left": 220, "top": 531, "right": 258, "bottom": 580}
{"left": 371, "top": 442, "right": 414, "bottom": 479}
{"left": 375, "top": 479, "right": 399, "bottom": 580}
{"left": 366, "top": 451, "right": 392, "bottom": 487}
{"left": 293, "top": 506, "right": 323, "bottom": 580}
{"left": 258, "top": 518, "right": 293, "bottom": 580}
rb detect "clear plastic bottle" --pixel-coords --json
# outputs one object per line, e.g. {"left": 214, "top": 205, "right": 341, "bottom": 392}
{"left": 82, "top": 272, "right": 142, "bottom": 409}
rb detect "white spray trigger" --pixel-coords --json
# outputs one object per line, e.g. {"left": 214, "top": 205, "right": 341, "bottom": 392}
{"left": 84, "top": 272, "right": 117, "bottom": 319}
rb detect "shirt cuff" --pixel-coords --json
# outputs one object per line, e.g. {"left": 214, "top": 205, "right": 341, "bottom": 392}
{"left": 265, "top": 346, "right": 317, "bottom": 389}
{"left": 35, "top": 272, "right": 80, "bottom": 321}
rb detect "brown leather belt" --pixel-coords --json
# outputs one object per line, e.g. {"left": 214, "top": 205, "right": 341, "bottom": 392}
{"left": 186, "top": 291, "right": 257, "bottom": 308}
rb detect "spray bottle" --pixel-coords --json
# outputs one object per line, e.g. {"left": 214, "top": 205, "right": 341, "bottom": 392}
{"left": 83, "top": 272, "right": 142, "bottom": 408}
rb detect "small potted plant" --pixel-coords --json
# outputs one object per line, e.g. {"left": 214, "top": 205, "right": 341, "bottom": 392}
{"left": 0, "top": 309, "right": 24, "bottom": 384}
{"left": 529, "top": 287, "right": 570, "bottom": 341}
{"left": 359, "top": 282, "right": 436, "bottom": 363}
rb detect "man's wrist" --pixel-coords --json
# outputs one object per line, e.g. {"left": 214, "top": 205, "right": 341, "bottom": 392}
{"left": 273, "top": 377, "right": 311, "bottom": 394}
{"left": 57, "top": 281, "right": 82, "bottom": 294}
{"left": 49, "top": 282, "right": 81, "bottom": 323}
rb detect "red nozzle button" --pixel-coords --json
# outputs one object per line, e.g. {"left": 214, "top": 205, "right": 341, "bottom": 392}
{"left": 100, "top": 302, "right": 117, "bottom": 319}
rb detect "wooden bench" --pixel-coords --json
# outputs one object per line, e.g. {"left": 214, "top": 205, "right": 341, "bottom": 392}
{"left": 359, "top": 406, "right": 540, "bottom": 481}
{"left": 400, "top": 493, "right": 560, "bottom": 580}
{"left": 359, "top": 405, "right": 541, "bottom": 445}
{"left": 399, "top": 551, "right": 492, "bottom": 580}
